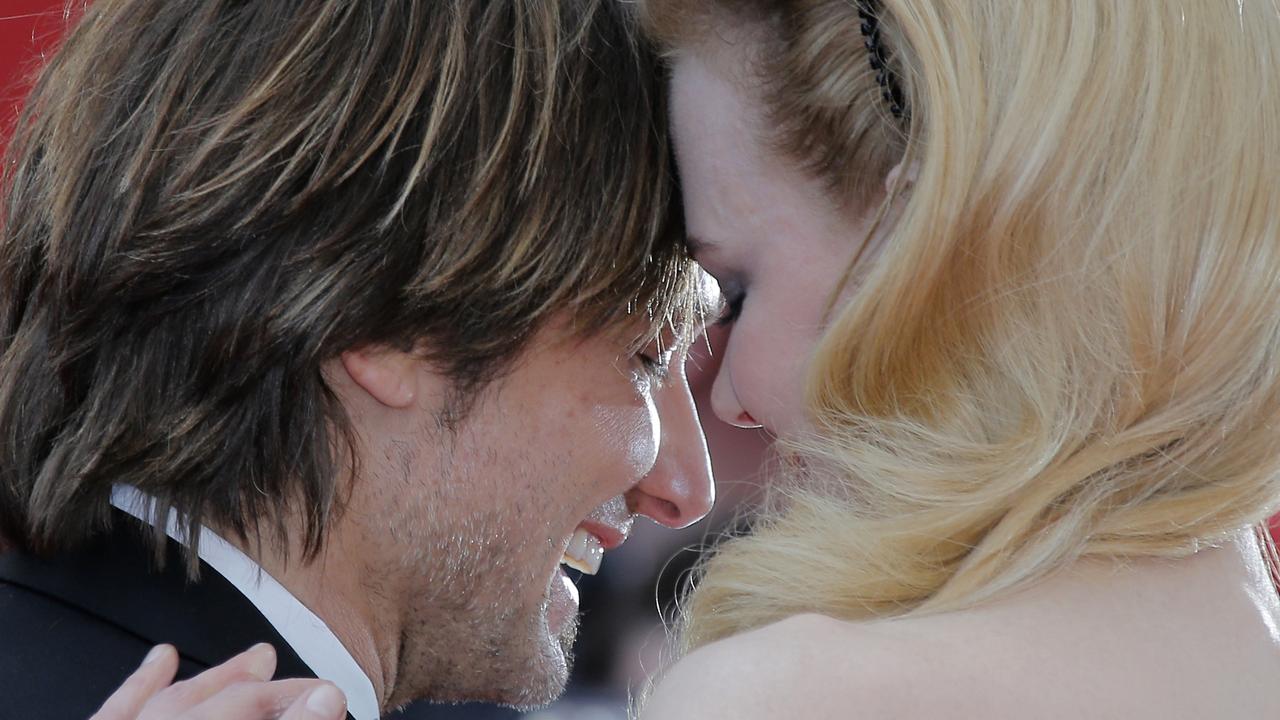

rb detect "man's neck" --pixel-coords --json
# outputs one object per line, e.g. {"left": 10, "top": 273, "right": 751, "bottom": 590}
{"left": 236, "top": 527, "right": 400, "bottom": 707}
{"left": 109, "top": 485, "right": 389, "bottom": 718}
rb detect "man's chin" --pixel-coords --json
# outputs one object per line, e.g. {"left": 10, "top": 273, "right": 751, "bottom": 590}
{"left": 461, "top": 608, "right": 579, "bottom": 711}
{"left": 469, "top": 654, "right": 569, "bottom": 710}
{"left": 406, "top": 630, "right": 574, "bottom": 711}
{"left": 509, "top": 614, "right": 579, "bottom": 708}
{"left": 504, "top": 566, "right": 578, "bottom": 705}
{"left": 393, "top": 575, "right": 582, "bottom": 709}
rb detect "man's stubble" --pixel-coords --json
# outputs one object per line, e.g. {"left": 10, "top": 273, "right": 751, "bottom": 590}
{"left": 366, "top": 412, "right": 579, "bottom": 710}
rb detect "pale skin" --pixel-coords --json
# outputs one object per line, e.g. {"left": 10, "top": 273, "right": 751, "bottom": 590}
{"left": 643, "top": 534, "right": 1280, "bottom": 719}
{"left": 641, "top": 28, "right": 1280, "bottom": 719}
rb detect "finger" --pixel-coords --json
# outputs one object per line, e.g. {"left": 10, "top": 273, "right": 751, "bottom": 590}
{"left": 180, "top": 679, "right": 336, "bottom": 720}
{"left": 278, "top": 683, "right": 349, "bottom": 720}
{"left": 138, "top": 643, "right": 278, "bottom": 717}
{"left": 90, "top": 645, "right": 180, "bottom": 720}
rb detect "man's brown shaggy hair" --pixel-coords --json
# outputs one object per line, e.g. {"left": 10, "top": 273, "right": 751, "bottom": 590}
{"left": 0, "top": 0, "right": 698, "bottom": 562}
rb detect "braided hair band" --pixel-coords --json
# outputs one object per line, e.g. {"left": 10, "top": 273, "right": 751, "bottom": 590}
{"left": 856, "top": 1, "right": 908, "bottom": 120}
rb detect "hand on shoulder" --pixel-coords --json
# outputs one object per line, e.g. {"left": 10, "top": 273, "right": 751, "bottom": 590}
{"left": 92, "top": 643, "right": 347, "bottom": 720}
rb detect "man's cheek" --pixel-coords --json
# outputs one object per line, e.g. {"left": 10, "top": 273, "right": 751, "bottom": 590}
{"left": 592, "top": 397, "right": 659, "bottom": 481}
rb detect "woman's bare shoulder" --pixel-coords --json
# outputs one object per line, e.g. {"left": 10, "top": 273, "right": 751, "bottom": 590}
{"left": 636, "top": 600, "right": 1138, "bottom": 719}
{"left": 639, "top": 613, "right": 976, "bottom": 720}
{"left": 641, "top": 548, "right": 1280, "bottom": 719}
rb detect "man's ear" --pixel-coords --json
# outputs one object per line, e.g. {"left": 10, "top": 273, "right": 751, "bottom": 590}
{"left": 339, "top": 346, "right": 418, "bottom": 409}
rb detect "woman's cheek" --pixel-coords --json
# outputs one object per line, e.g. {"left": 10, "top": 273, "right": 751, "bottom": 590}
{"left": 730, "top": 325, "right": 808, "bottom": 437}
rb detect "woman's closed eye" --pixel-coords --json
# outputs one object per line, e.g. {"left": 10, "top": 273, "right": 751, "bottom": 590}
{"left": 716, "top": 287, "right": 745, "bottom": 327}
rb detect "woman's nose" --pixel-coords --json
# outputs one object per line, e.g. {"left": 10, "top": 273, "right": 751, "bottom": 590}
{"left": 710, "top": 361, "right": 763, "bottom": 429}
{"left": 626, "top": 364, "right": 715, "bottom": 529}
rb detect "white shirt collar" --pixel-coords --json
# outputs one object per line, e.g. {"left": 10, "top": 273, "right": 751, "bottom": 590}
{"left": 110, "top": 485, "right": 381, "bottom": 720}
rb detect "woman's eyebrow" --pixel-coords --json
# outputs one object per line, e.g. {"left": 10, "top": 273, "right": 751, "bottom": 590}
{"left": 686, "top": 233, "right": 716, "bottom": 257}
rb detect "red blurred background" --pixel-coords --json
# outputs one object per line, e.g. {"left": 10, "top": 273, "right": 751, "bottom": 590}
{"left": 1, "top": 1, "right": 78, "bottom": 152}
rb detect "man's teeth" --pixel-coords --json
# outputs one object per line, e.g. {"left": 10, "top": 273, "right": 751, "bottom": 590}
{"left": 561, "top": 528, "right": 604, "bottom": 575}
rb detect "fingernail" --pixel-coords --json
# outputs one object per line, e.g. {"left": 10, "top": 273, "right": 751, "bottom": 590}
{"left": 142, "top": 645, "right": 169, "bottom": 665}
{"left": 305, "top": 684, "right": 346, "bottom": 718}
{"left": 246, "top": 643, "right": 276, "bottom": 680}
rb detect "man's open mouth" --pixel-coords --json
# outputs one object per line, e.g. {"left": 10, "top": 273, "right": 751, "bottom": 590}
{"left": 561, "top": 527, "right": 605, "bottom": 575}
{"left": 558, "top": 496, "right": 633, "bottom": 576}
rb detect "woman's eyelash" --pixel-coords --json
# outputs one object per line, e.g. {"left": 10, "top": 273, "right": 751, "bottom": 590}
{"left": 716, "top": 291, "right": 745, "bottom": 327}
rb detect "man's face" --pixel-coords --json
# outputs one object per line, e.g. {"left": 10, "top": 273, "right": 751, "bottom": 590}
{"left": 347, "top": 316, "right": 715, "bottom": 708}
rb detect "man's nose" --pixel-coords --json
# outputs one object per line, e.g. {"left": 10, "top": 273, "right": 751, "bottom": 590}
{"left": 626, "top": 365, "right": 715, "bottom": 529}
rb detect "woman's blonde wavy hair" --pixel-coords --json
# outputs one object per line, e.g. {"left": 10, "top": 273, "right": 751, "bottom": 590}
{"left": 641, "top": 0, "right": 1280, "bottom": 655}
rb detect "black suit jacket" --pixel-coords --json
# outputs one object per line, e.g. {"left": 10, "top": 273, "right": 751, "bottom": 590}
{"left": 0, "top": 514, "right": 358, "bottom": 720}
